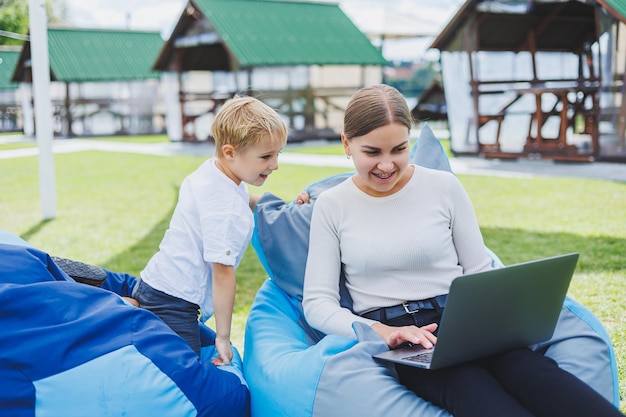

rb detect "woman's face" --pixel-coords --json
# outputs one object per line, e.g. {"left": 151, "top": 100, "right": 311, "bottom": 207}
{"left": 343, "top": 122, "right": 412, "bottom": 197}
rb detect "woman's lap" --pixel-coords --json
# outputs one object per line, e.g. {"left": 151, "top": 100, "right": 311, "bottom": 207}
{"left": 397, "top": 354, "right": 533, "bottom": 417}
{"left": 398, "top": 347, "right": 622, "bottom": 417}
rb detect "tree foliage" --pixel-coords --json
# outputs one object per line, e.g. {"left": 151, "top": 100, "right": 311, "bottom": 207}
{"left": 0, "top": 0, "right": 29, "bottom": 46}
{"left": 0, "top": 0, "right": 68, "bottom": 46}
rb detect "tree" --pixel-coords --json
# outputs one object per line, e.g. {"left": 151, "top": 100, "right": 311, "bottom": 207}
{"left": 0, "top": 0, "right": 29, "bottom": 46}
{"left": 45, "top": 0, "right": 67, "bottom": 25}
{"left": 0, "top": 0, "right": 68, "bottom": 46}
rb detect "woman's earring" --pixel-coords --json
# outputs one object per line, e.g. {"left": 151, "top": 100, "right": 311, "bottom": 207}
{"left": 346, "top": 154, "right": 351, "bottom": 160}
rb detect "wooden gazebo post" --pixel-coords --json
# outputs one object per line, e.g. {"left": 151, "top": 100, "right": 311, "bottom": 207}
{"left": 467, "top": 18, "right": 480, "bottom": 151}
{"left": 64, "top": 81, "right": 74, "bottom": 137}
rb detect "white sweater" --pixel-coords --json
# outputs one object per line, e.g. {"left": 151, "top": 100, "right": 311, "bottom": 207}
{"left": 302, "top": 165, "right": 493, "bottom": 339}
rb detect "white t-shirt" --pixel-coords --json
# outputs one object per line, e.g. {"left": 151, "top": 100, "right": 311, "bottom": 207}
{"left": 302, "top": 165, "right": 493, "bottom": 339}
{"left": 140, "top": 158, "right": 253, "bottom": 317}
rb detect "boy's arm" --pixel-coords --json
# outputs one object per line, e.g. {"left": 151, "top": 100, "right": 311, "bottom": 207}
{"left": 250, "top": 191, "right": 310, "bottom": 211}
{"left": 212, "top": 262, "right": 236, "bottom": 365}
{"left": 249, "top": 193, "right": 260, "bottom": 211}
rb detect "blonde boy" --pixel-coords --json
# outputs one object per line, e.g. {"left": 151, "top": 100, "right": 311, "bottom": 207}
{"left": 133, "top": 96, "right": 288, "bottom": 363}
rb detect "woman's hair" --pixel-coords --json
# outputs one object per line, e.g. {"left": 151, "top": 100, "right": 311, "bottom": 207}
{"left": 211, "top": 95, "right": 288, "bottom": 157}
{"left": 343, "top": 84, "right": 413, "bottom": 140}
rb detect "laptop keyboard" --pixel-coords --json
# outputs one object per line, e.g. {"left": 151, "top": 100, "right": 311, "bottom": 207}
{"left": 402, "top": 351, "right": 434, "bottom": 364}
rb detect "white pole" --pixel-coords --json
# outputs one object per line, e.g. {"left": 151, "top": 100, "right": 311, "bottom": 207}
{"left": 28, "top": 0, "right": 56, "bottom": 219}
{"left": 163, "top": 72, "right": 183, "bottom": 141}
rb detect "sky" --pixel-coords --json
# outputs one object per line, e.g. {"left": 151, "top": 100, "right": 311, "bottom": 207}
{"left": 62, "top": 0, "right": 464, "bottom": 61}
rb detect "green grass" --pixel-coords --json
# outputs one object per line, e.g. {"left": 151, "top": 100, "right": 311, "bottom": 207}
{"left": 0, "top": 149, "right": 624, "bottom": 410}
{"left": 0, "top": 141, "right": 36, "bottom": 150}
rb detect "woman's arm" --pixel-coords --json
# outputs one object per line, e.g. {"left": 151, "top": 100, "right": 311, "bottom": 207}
{"left": 448, "top": 176, "right": 494, "bottom": 274}
{"left": 302, "top": 196, "right": 375, "bottom": 339}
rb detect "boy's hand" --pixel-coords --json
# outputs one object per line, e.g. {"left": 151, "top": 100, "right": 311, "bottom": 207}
{"left": 296, "top": 191, "right": 310, "bottom": 205}
{"left": 212, "top": 336, "right": 233, "bottom": 366}
{"left": 121, "top": 296, "right": 139, "bottom": 307}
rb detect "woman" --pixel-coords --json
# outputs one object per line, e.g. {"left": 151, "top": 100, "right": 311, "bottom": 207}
{"left": 302, "top": 84, "right": 623, "bottom": 417}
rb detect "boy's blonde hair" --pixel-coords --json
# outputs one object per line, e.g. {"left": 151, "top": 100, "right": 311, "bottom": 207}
{"left": 211, "top": 95, "right": 288, "bottom": 158}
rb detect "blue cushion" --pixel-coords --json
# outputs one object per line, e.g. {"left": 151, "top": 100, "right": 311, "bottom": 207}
{"left": 0, "top": 231, "right": 250, "bottom": 417}
{"left": 252, "top": 172, "right": 351, "bottom": 302}
{"left": 411, "top": 122, "right": 453, "bottom": 172}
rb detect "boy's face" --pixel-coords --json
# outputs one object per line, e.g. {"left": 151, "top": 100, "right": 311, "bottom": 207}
{"left": 222, "top": 134, "right": 283, "bottom": 186}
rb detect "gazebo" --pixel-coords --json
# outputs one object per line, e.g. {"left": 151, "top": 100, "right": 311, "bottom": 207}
{"left": 152, "top": 0, "right": 387, "bottom": 142}
{"left": 596, "top": 0, "right": 626, "bottom": 162}
{"left": 430, "top": 0, "right": 625, "bottom": 162}
{"left": 11, "top": 27, "right": 164, "bottom": 137}
{"left": 412, "top": 79, "right": 448, "bottom": 125}
{"left": 0, "top": 46, "right": 21, "bottom": 132}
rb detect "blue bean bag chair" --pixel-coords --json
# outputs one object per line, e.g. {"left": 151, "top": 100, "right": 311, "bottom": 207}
{"left": 0, "top": 230, "right": 249, "bottom": 417}
{"left": 243, "top": 124, "right": 620, "bottom": 417}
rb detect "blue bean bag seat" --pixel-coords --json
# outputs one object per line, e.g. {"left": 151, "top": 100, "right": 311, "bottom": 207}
{"left": 0, "top": 231, "right": 249, "bottom": 417}
{"left": 243, "top": 124, "right": 620, "bottom": 417}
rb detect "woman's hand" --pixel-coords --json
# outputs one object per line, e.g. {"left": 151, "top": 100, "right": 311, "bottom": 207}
{"left": 371, "top": 322, "right": 438, "bottom": 349}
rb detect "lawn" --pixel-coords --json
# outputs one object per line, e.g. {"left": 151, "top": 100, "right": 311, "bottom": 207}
{"left": 0, "top": 146, "right": 624, "bottom": 410}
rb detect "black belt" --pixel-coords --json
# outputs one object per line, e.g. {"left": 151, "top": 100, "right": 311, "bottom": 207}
{"left": 360, "top": 294, "right": 448, "bottom": 322}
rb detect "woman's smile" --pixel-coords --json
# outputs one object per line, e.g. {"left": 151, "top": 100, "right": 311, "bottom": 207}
{"left": 372, "top": 170, "right": 396, "bottom": 181}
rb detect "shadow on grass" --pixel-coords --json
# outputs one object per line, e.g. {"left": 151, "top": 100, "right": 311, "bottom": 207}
{"left": 101, "top": 186, "right": 178, "bottom": 276}
{"left": 20, "top": 219, "right": 54, "bottom": 243}
{"left": 99, "top": 184, "right": 267, "bottom": 311}
{"left": 482, "top": 227, "right": 625, "bottom": 273}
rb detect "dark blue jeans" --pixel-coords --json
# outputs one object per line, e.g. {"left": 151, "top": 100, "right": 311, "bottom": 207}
{"left": 133, "top": 280, "right": 202, "bottom": 355}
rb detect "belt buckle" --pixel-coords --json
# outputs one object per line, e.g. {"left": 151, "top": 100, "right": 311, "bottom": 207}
{"left": 402, "top": 302, "right": 419, "bottom": 315}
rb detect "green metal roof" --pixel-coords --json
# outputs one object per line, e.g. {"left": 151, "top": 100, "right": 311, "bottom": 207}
{"left": 45, "top": 28, "right": 164, "bottom": 82}
{"left": 0, "top": 47, "right": 20, "bottom": 90}
{"left": 598, "top": 0, "right": 626, "bottom": 23}
{"left": 12, "top": 28, "right": 164, "bottom": 83}
{"left": 192, "top": 0, "right": 387, "bottom": 66}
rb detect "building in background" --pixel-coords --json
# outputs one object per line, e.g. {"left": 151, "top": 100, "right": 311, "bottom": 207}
{"left": 0, "top": 46, "right": 21, "bottom": 132}
{"left": 11, "top": 27, "right": 164, "bottom": 137}
{"left": 152, "top": 0, "right": 386, "bottom": 142}
{"left": 596, "top": 0, "right": 626, "bottom": 162}
{"left": 411, "top": 79, "right": 447, "bottom": 130}
{"left": 430, "top": 0, "right": 626, "bottom": 162}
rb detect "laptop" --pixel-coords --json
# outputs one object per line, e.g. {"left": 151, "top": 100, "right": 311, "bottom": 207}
{"left": 373, "top": 253, "right": 579, "bottom": 370}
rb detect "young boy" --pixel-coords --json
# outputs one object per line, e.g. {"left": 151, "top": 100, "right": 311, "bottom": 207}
{"left": 133, "top": 96, "right": 288, "bottom": 363}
